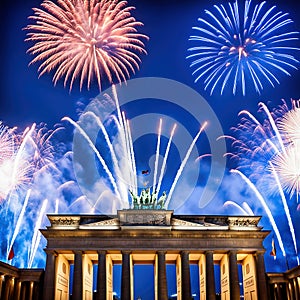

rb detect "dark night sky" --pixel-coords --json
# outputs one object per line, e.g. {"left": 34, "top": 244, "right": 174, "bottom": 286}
{"left": 0, "top": 0, "right": 300, "bottom": 294}
{"left": 1, "top": 0, "right": 300, "bottom": 131}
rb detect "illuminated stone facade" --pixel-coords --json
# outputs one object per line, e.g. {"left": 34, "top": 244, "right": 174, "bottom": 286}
{"left": 1, "top": 210, "right": 300, "bottom": 299}
{"left": 0, "top": 261, "right": 43, "bottom": 300}
{"left": 41, "top": 210, "right": 271, "bottom": 300}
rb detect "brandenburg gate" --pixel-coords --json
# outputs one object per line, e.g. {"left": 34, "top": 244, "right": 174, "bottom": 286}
{"left": 41, "top": 209, "right": 269, "bottom": 300}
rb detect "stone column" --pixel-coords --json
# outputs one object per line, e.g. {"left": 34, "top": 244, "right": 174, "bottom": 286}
{"left": 205, "top": 251, "right": 216, "bottom": 300}
{"left": 13, "top": 279, "right": 21, "bottom": 300}
{"left": 3, "top": 276, "right": 12, "bottom": 300}
{"left": 289, "top": 281, "right": 295, "bottom": 300}
{"left": 157, "top": 251, "right": 168, "bottom": 300}
{"left": 33, "top": 281, "right": 41, "bottom": 300}
{"left": 28, "top": 282, "right": 33, "bottom": 300}
{"left": 274, "top": 283, "right": 281, "bottom": 300}
{"left": 96, "top": 250, "right": 107, "bottom": 300}
{"left": 181, "top": 251, "right": 192, "bottom": 300}
{"left": 121, "top": 250, "right": 131, "bottom": 300}
{"left": 42, "top": 250, "right": 57, "bottom": 300}
{"left": 72, "top": 251, "right": 83, "bottom": 300}
{"left": 0, "top": 274, "right": 4, "bottom": 298}
{"left": 255, "top": 251, "right": 268, "bottom": 300}
{"left": 228, "top": 251, "right": 240, "bottom": 300}
{"left": 294, "top": 277, "right": 300, "bottom": 300}
{"left": 20, "top": 281, "right": 27, "bottom": 300}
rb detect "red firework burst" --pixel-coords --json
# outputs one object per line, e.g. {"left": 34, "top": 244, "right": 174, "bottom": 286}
{"left": 25, "top": 0, "right": 148, "bottom": 91}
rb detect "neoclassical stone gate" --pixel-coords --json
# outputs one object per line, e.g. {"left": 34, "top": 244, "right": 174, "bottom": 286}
{"left": 41, "top": 210, "right": 270, "bottom": 300}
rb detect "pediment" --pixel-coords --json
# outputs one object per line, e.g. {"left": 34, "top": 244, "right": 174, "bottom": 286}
{"left": 79, "top": 218, "right": 120, "bottom": 229}
{"left": 171, "top": 218, "right": 204, "bottom": 228}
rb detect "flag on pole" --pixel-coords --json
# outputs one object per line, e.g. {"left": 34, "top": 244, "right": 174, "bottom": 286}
{"left": 270, "top": 236, "right": 276, "bottom": 258}
{"left": 8, "top": 246, "right": 14, "bottom": 260}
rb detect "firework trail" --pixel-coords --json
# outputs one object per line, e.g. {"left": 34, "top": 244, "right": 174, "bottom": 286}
{"left": 223, "top": 200, "right": 254, "bottom": 215}
{"left": 270, "top": 162, "right": 299, "bottom": 264}
{"left": 55, "top": 198, "right": 59, "bottom": 214}
{"left": 6, "top": 189, "right": 31, "bottom": 262}
{"left": 156, "top": 123, "right": 177, "bottom": 198}
{"left": 126, "top": 119, "right": 137, "bottom": 195}
{"left": 4, "top": 124, "right": 36, "bottom": 208}
{"left": 28, "top": 199, "right": 48, "bottom": 268}
{"left": 114, "top": 85, "right": 137, "bottom": 194}
{"left": 227, "top": 100, "right": 300, "bottom": 265}
{"left": 152, "top": 118, "right": 162, "bottom": 195}
{"left": 25, "top": 0, "right": 148, "bottom": 91}
{"left": 0, "top": 121, "right": 74, "bottom": 267}
{"left": 187, "top": 0, "right": 299, "bottom": 95}
{"left": 231, "top": 169, "right": 286, "bottom": 257}
{"left": 64, "top": 96, "right": 144, "bottom": 209}
{"left": 62, "top": 116, "right": 123, "bottom": 201}
{"left": 165, "top": 121, "right": 208, "bottom": 208}
{"left": 67, "top": 86, "right": 207, "bottom": 211}
{"left": 84, "top": 111, "right": 123, "bottom": 181}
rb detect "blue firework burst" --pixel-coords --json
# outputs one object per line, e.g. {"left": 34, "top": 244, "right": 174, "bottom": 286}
{"left": 187, "top": 0, "right": 300, "bottom": 96}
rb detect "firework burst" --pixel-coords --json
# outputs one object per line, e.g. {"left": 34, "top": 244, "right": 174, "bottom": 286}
{"left": 0, "top": 121, "right": 74, "bottom": 267}
{"left": 277, "top": 101, "right": 300, "bottom": 143}
{"left": 271, "top": 142, "right": 300, "bottom": 199}
{"left": 0, "top": 122, "right": 15, "bottom": 165}
{"left": 0, "top": 124, "right": 31, "bottom": 201}
{"left": 225, "top": 100, "right": 300, "bottom": 265}
{"left": 187, "top": 0, "right": 300, "bottom": 96}
{"left": 271, "top": 101, "right": 300, "bottom": 198}
{"left": 25, "top": 0, "right": 148, "bottom": 91}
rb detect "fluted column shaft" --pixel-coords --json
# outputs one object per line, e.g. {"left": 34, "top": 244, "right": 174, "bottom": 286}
{"left": 42, "top": 250, "right": 57, "bottom": 300}
{"left": 294, "top": 277, "right": 300, "bottom": 300}
{"left": 157, "top": 251, "right": 168, "bottom": 300}
{"left": 73, "top": 251, "right": 83, "bottom": 300}
{"left": 0, "top": 274, "right": 4, "bottom": 298}
{"left": 96, "top": 250, "right": 107, "bottom": 300}
{"left": 3, "top": 275, "right": 12, "bottom": 300}
{"left": 13, "top": 279, "right": 21, "bottom": 300}
{"left": 28, "top": 282, "right": 33, "bottom": 300}
{"left": 255, "top": 251, "right": 268, "bottom": 300}
{"left": 205, "top": 251, "right": 216, "bottom": 300}
{"left": 228, "top": 251, "right": 240, "bottom": 300}
{"left": 20, "top": 282, "right": 27, "bottom": 300}
{"left": 181, "top": 251, "right": 192, "bottom": 300}
{"left": 121, "top": 251, "right": 131, "bottom": 300}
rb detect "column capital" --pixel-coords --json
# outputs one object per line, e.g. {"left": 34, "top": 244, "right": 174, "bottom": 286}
{"left": 97, "top": 250, "right": 107, "bottom": 255}
{"left": 73, "top": 250, "right": 83, "bottom": 255}
{"left": 157, "top": 250, "right": 167, "bottom": 255}
{"left": 121, "top": 250, "right": 132, "bottom": 255}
